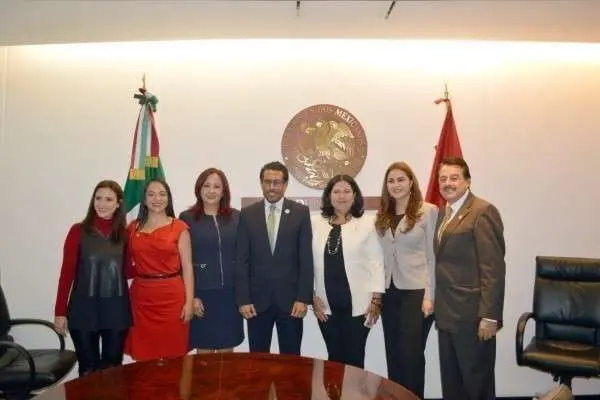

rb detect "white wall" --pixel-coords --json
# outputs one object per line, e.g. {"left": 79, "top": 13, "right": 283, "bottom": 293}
{"left": 0, "top": 47, "right": 6, "bottom": 168}
{"left": 0, "top": 46, "right": 6, "bottom": 283}
{"left": 1, "top": 40, "right": 600, "bottom": 398}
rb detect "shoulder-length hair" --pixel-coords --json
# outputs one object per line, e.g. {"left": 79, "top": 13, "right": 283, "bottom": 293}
{"left": 187, "top": 168, "right": 233, "bottom": 220}
{"left": 375, "top": 162, "right": 423, "bottom": 236}
{"left": 81, "top": 180, "right": 126, "bottom": 243}
{"left": 136, "top": 178, "right": 175, "bottom": 230}
{"left": 321, "top": 174, "right": 364, "bottom": 219}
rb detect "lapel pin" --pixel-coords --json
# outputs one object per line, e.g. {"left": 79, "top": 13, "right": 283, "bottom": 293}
{"left": 284, "top": 209, "right": 290, "bottom": 214}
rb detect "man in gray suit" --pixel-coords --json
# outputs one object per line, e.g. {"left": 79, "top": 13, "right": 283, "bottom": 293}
{"left": 434, "top": 157, "right": 506, "bottom": 400}
{"left": 235, "top": 161, "right": 314, "bottom": 355}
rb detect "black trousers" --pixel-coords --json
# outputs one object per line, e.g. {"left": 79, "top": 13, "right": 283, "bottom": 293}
{"left": 381, "top": 286, "right": 433, "bottom": 399}
{"left": 247, "top": 305, "right": 303, "bottom": 355}
{"left": 438, "top": 325, "right": 496, "bottom": 400}
{"left": 70, "top": 329, "right": 128, "bottom": 376}
{"left": 318, "top": 308, "right": 370, "bottom": 369}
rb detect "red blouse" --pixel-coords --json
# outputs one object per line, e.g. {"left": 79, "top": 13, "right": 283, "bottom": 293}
{"left": 54, "top": 217, "right": 129, "bottom": 316}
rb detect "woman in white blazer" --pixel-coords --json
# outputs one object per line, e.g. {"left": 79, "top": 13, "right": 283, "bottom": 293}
{"left": 312, "top": 175, "right": 385, "bottom": 369}
{"left": 375, "top": 161, "right": 438, "bottom": 400}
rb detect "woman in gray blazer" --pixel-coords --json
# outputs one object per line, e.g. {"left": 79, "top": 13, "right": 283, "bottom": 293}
{"left": 312, "top": 174, "right": 385, "bottom": 369}
{"left": 375, "top": 161, "right": 438, "bottom": 399}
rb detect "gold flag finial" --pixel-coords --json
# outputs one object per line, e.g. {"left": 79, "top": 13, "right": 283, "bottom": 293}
{"left": 434, "top": 83, "right": 451, "bottom": 106}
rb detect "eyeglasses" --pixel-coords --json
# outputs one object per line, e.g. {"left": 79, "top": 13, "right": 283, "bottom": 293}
{"left": 262, "top": 179, "right": 285, "bottom": 187}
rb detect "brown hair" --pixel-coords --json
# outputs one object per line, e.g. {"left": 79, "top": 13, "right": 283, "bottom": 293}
{"left": 81, "top": 180, "right": 126, "bottom": 243}
{"left": 187, "top": 168, "right": 233, "bottom": 220}
{"left": 375, "top": 162, "right": 423, "bottom": 236}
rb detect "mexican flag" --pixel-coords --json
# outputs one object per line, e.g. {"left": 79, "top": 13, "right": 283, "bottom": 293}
{"left": 123, "top": 86, "right": 166, "bottom": 216}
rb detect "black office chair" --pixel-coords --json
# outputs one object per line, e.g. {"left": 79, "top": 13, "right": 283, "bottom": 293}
{"left": 516, "top": 256, "right": 600, "bottom": 390}
{"left": 0, "top": 284, "right": 77, "bottom": 399}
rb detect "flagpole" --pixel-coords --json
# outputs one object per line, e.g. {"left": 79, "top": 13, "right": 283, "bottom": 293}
{"left": 434, "top": 83, "right": 451, "bottom": 107}
{"left": 443, "top": 82, "right": 449, "bottom": 101}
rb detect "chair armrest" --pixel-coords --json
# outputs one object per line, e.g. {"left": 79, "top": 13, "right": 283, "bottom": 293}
{"left": 515, "top": 312, "right": 534, "bottom": 366}
{"left": 0, "top": 339, "right": 36, "bottom": 391}
{"left": 9, "top": 318, "right": 66, "bottom": 350}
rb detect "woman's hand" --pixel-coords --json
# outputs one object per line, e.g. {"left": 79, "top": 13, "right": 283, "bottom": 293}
{"left": 54, "top": 316, "right": 68, "bottom": 335}
{"left": 365, "top": 296, "right": 382, "bottom": 328}
{"left": 181, "top": 301, "right": 194, "bottom": 322}
{"left": 312, "top": 295, "right": 328, "bottom": 322}
{"left": 422, "top": 299, "right": 434, "bottom": 317}
{"left": 193, "top": 298, "right": 205, "bottom": 318}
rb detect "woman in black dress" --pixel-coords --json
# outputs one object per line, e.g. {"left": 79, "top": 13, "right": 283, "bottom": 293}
{"left": 53, "top": 180, "right": 131, "bottom": 376}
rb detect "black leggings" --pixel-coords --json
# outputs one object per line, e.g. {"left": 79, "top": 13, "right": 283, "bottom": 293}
{"left": 70, "top": 329, "right": 128, "bottom": 376}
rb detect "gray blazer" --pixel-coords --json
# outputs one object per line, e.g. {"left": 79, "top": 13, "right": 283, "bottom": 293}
{"left": 434, "top": 193, "right": 506, "bottom": 333}
{"left": 377, "top": 202, "right": 438, "bottom": 301}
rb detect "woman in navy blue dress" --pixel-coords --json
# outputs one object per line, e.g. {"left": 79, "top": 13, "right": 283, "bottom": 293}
{"left": 179, "top": 168, "right": 243, "bottom": 352}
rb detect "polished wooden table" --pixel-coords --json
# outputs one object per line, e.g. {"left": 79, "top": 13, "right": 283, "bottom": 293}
{"left": 34, "top": 353, "right": 419, "bottom": 399}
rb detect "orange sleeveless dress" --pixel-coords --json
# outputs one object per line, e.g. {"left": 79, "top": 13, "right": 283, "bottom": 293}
{"left": 125, "top": 218, "right": 189, "bottom": 361}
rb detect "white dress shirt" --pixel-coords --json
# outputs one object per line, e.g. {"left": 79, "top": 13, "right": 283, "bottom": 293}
{"left": 446, "top": 189, "right": 470, "bottom": 221}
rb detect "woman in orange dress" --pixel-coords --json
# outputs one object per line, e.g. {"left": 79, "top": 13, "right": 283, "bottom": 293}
{"left": 125, "top": 178, "right": 194, "bottom": 361}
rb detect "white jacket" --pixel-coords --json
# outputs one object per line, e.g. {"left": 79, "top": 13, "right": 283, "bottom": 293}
{"left": 312, "top": 214, "right": 385, "bottom": 317}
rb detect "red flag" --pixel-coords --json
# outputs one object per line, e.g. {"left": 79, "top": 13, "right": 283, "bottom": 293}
{"left": 425, "top": 98, "right": 463, "bottom": 208}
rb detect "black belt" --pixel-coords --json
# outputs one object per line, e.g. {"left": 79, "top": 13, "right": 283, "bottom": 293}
{"left": 137, "top": 270, "right": 180, "bottom": 280}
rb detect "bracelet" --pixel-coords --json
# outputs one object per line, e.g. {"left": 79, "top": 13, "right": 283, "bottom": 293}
{"left": 370, "top": 301, "right": 382, "bottom": 310}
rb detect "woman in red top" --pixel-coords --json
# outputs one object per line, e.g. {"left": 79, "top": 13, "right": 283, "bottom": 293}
{"left": 125, "top": 178, "right": 194, "bottom": 361}
{"left": 53, "top": 180, "right": 131, "bottom": 376}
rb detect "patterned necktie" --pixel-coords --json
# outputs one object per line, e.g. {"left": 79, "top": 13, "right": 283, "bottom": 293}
{"left": 267, "top": 204, "right": 276, "bottom": 253}
{"left": 437, "top": 205, "right": 453, "bottom": 244}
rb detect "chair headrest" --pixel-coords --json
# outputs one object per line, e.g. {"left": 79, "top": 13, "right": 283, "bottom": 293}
{"left": 536, "top": 256, "right": 600, "bottom": 282}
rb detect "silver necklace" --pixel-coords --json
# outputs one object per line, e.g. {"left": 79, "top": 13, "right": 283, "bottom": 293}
{"left": 326, "top": 225, "right": 342, "bottom": 255}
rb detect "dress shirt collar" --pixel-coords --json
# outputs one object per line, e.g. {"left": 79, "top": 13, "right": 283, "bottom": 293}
{"left": 447, "top": 190, "right": 470, "bottom": 218}
{"left": 264, "top": 197, "right": 284, "bottom": 212}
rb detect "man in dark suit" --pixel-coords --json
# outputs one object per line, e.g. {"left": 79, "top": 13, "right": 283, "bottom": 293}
{"left": 434, "top": 156, "right": 506, "bottom": 400}
{"left": 235, "top": 161, "right": 314, "bottom": 355}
